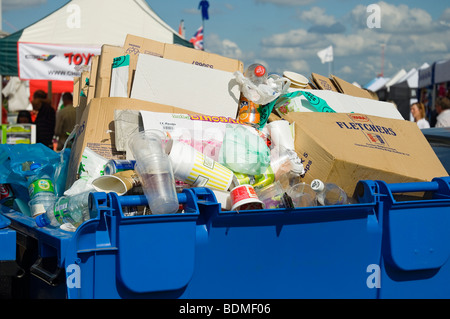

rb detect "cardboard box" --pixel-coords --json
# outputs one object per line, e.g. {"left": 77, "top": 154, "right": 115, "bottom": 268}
{"left": 123, "top": 34, "right": 244, "bottom": 73}
{"left": 94, "top": 45, "right": 126, "bottom": 99}
{"left": 311, "top": 73, "right": 339, "bottom": 92}
{"left": 72, "top": 77, "right": 80, "bottom": 107}
{"left": 66, "top": 97, "right": 201, "bottom": 189}
{"left": 283, "top": 112, "right": 448, "bottom": 197}
{"left": 130, "top": 53, "right": 240, "bottom": 118}
{"left": 86, "top": 55, "right": 99, "bottom": 104}
{"left": 330, "top": 74, "right": 375, "bottom": 100}
{"left": 123, "top": 34, "right": 244, "bottom": 97}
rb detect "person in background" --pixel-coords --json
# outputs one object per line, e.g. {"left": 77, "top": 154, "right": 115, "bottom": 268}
{"left": 435, "top": 97, "right": 450, "bottom": 128}
{"left": 54, "top": 92, "right": 76, "bottom": 151}
{"left": 16, "top": 110, "right": 32, "bottom": 124}
{"left": 32, "top": 97, "right": 56, "bottom": 148}
{"left": 410, "top": 102, "right": 430, "bottom": 129}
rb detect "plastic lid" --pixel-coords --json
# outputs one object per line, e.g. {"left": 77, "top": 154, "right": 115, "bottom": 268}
{"left": 30, "top": 162, "right": 42, "bottom": 171}
{"left": 311, "top": 179, "right": 325, "bottom": 192}
{"left": 290, "top": 161, "right": 304, "bottom": 174}
{"left": 35, "top": 214, "right": 49, "bottom": 227}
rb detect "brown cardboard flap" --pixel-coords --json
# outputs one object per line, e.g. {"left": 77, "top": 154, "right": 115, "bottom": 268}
{"left": 330, "top": 74, "right": 375, "bottom": 100}
{"left": 94, "top": 45, "right": 126, "bottom": 99}
{"left": 311, "top": 73, "right": 339, "bottom": 92}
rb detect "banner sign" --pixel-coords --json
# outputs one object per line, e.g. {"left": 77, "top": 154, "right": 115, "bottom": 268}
{"left": 18, "top": 42, "right": 101, "bottom": 81}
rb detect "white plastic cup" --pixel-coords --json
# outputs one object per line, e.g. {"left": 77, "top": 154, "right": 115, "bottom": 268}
{"left": 267, "top": 120, "right": 295, "bottom": 150}
{"left": 128, "top": 130, "right": 179, "bottom": 214}
{"left": 169, "top": 140, "right": 234, "bottom": 192}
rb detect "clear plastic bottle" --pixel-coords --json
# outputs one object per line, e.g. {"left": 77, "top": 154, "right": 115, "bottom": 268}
{"left": 244, "top": 63, "right": 268, "bottom": 86}
{"left": 311, "top": 179, "right": 348, "bottom": 206}
{"left": 28, "top": 163, "right": 57, "bottom": 217}
{"left": 35, "top": 191, "right": 91, "bottom": 228}
{"left": 277, "top": 151, "right": 305, "bottom": 191}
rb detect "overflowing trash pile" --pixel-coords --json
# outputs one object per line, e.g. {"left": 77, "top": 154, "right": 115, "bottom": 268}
{"left": 0, "top": 34, "right": 447, "bottom": 232}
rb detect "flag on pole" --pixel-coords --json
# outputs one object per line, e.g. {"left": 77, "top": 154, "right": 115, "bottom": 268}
{"left": 317, "top": 45, "right": 334, "bottom": 64}
{"left": 190, "top": 26, "right": 204, "bottom": 50}
{"left": 178, "top": 19, "right": 185, "bottom": 38}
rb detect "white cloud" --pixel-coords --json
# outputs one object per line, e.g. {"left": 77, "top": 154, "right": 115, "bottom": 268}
{"left": 260, "top": 29, "right": 320, "bottom": 47}
{"left": 351, "top": 1, "right": 437, "bottom": 33}
{"left": 299, "top": 7, "right": 336, "bottom": 27}
{"left": 205, "top": 33, "right": 246, "bottom": 60}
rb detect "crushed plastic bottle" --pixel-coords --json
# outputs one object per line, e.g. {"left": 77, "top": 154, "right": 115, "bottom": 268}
{"left": 35, "top": 191, "right": 91, "bottom": 229}
{"left": 311, "top": 179, "right": 348, "bottom": 206}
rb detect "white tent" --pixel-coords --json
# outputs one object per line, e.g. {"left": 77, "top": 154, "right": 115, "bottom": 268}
{"left": 383, "top": 69, "right": 407, "bottom": 90}
{"left": 364, "top": 77, "right": 390, "bottom": 92}
{"left": 435, "top": 59, "right": 450, "bottom": 84}
{"left": 395, "top": 63, "right": 430, "bottom": 89}
{"left": 0, "top": 0, "right": 191, "bottom": 79}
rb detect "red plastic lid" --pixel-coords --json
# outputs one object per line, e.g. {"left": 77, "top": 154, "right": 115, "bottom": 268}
{"left": 254, "top": 65, "right": 266, "bottom": 77}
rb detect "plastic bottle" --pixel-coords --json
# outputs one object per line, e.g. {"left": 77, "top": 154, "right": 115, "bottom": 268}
{"left": 279, "top": 162, "right": 304, "bottom": 190}
{"left": 35, "top": 191, "right": 91, "bottom": 228}
{"left": 311, "top": 179, "right": 348, "bottom": 206}
{"left": 244, "top": 63, "right": 268, "bottom": 86}
{"left": 28, "top": 163, "right": 57, "bottom": 218}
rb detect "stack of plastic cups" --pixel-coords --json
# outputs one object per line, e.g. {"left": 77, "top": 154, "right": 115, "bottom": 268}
{"left": 128, "top": 130, "right": 179, "bottom": 214}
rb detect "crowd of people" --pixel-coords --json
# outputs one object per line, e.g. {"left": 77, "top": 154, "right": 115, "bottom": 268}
{"left": 410, "top": 88, "right": 450, "bottom": 130}
{"left": 2, "top": 87, "right": 76, "bottom": 151}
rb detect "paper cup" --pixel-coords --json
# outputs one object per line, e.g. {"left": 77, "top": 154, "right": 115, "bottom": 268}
{"left": 92, "top": 170, "right": 140, "bottom": 196}
{"left": 267, "top": 120, "right": 295, "bottom": 150}
{"left": 230, "top": 185, "right": 264, "bottom": 211}
{"left": 169, "top": 141, "right": 234, "bottom": 192}
{"left": 283, "top": 71, "right": 309, "bottom": 88}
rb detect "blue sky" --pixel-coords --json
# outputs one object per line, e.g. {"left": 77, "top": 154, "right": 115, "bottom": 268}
{"left": 2, "top": 0, "right": 450, "bottom": 86}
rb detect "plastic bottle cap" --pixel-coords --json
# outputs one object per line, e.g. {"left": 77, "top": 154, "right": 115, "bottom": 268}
{"left": 290, "top": 161, "right": 304, "bottom": 174}
{"left": 35, "top": 214, "right": 49, "bottom": 227}
{"left": 30, "top": 162, "right": 42, "bottom": 171}
{"left": 254, "top": 65, "right": 266, "bottom": 77}
{"left": 311, "top": 179, "right": 325, "bottom": 192}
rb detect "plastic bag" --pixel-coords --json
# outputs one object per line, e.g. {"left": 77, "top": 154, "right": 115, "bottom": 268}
{"left": 234, "top": 71, "right": 290, "bottom": 106}
{"left": 218, "top": 124, "right": 271, "bottom": 176}
{"left": 0, "top": 143, "right": 61, "bottom": 204}
{"left": 53, "top": 127, "right": 77, "bottom": 197}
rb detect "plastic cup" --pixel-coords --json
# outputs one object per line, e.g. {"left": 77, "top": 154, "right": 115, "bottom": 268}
{"left": 230, "top": 185, "right": 264, "bottom": 211}
{"left": 128, "top": 130, "right": 179, "bottom": 214}
{"left": 287, "top": 183, "right": 316, "bottom": 208}
{"left": 255, "top": 181, "right": 288, "bottom": 209}
{"left": 267, "top": 120, "right": 295, "bottom": 150}
{"left": 169, "top": 140, "right": 234, "bottom": 192}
